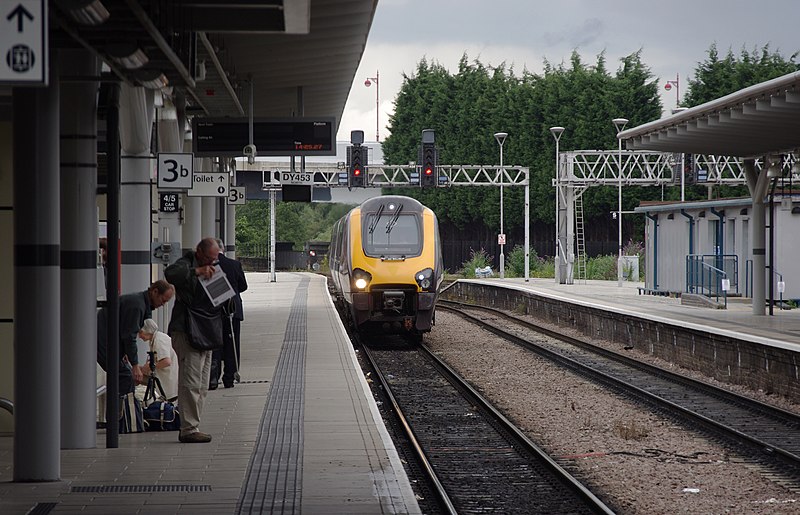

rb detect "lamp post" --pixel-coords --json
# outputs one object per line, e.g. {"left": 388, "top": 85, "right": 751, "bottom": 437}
{"left": 664, "top": 73, "right": 679, "bottom": 108}
{"left": 494, "top": 132, "right": 508, "bottom": 279}
{"left": 364, "top": 70, "right": 379, "bottom": 141}
{"left": 549, "top": 126, "right": 565, "bottom": 284}
{"left": 613, "top": 118, "right": 629, "bottom": 287}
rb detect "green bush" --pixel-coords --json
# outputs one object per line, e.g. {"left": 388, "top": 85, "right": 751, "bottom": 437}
{"left": 532, "top": 256, "right": 555, "bottom": 278}
{"left": 459, "top": 248, "right": 491, "bottom": 278}
{"left": 508, "top": 245, "right": 538, "bottom": 277}
{"left": 587, "top": 254, "right": 617, "bottom": 280}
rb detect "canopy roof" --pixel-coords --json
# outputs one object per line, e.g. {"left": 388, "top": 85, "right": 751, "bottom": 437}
{"left": 619, "top": 71, "right": 800, "bottom": 158}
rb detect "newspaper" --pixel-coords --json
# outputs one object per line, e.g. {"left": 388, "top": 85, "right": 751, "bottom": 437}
{"left": 199, "top": 264, "right": 236, "bottom": 307}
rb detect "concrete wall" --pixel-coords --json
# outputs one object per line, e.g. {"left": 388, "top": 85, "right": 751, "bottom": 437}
{"left": 442, "top": 281, "right": 800, "bottom": 401}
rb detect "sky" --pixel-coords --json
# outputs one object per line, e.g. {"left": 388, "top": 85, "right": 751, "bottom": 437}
{"left": 336, "top": 0, "right": 800, "bottom": 143}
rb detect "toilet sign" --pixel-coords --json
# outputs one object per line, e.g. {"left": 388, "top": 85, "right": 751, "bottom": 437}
{"left": 188, "top": 172, "right": 229, "bottom": 197}
{"left": 1, "top": 1, "right": 47, "bottom": 85}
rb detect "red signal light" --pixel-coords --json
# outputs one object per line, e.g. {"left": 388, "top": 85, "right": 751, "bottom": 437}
{"left": 354, "top": 168, "right": 361, "bottom": 176}
{"left": 425, "top": 167, "right": 433, "bottom": 175}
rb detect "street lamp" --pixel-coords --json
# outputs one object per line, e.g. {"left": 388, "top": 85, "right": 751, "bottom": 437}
{"left": 549, "top": 126, "right": 565, "bottom": 284}
{"left": 494, "top": 132, "right": 508, "bottom": 279}
{"left": 364, "top": 70, "right": 379, "bottom": 141}
{"left": 612, "top": 117, "right": 629, "bottom": 287}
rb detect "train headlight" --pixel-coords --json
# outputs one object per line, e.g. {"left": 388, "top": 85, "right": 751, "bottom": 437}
{"left": 415, "top": 268, "right": 434, "bottom": 290}
{"left": 352, "top": 268, "right": 372, "bottom": 290}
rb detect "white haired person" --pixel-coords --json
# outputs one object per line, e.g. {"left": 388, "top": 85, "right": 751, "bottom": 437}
{"left": 138, "top": 318, "right": 179, "bottom": 402}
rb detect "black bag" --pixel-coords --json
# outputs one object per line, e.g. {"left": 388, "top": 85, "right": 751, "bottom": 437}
{"left": 119, "top": 392, "right": 144, "bottom": 433}
{"left": 187, "top": 306, "right": 223, "bottom": 351}
{"left": 143, "top": 401, "right": 181, "bottom": 431}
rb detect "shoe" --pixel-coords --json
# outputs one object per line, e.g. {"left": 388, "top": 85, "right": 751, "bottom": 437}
{"left": 223, "top": 381, "right": 234, "bottom": 388}
{"left": 179, "top": 432, "right": 212, "bottom": 443}
{"left": 209, "top": 382, "right": 218, "bottom": 390}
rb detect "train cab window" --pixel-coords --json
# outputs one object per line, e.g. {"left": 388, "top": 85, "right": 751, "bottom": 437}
{"left": 362, "top": 210, "right": 422, "bottom": 258}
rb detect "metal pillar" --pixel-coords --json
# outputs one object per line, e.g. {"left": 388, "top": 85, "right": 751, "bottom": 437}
{"left": 226, "top": 203, "right": 237, "bottom": 260}
{"left": 156, "top": 101, "right": 183, "bottom": 332}
{"left": 201, "top": 159, "right": 216, "bottom": 237}
{"left": 524, "top": 179, "right": 529, "bottom": 282}
{"left": 59, "top": 49, "right": 100, "bottom": 449}
{"left": 564, "top": 186, "right": 575, "bottom": 284}
{"left": 182, "top": 142, "right": 202, "bottom": 253}
{"left": 270, "top": 189, "right": 277, "bottom": 282}
{"left": 13, "top": 54, "right": 61, "bottom": 481}
{"left": 119, "top": 85, "right": 154, "bottom": 294}
{"left": 743, "top": 159, "right": 769, "bottom": 315}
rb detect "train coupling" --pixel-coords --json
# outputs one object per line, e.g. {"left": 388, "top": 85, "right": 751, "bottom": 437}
{"left": 382, "top": 291, "right": 405, "bottom": 310}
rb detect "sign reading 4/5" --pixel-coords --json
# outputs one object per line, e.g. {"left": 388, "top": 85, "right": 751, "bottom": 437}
{"left": 157, "top": 153, "right": 193, "bottom": 190}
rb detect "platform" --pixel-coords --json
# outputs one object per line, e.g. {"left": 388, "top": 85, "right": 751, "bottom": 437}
{"left": 0, "top": 272, "right": 420, "bottom": 515}
{"left": 460, "top": 278, "right": 800, "bottom": 351}
{"left": 443, "top": 277, "right": 800, "bottom": 400}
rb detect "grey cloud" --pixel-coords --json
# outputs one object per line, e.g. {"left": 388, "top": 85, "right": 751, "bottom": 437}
{"left": 543, "top": 17, "right": 604, "bottom": 49}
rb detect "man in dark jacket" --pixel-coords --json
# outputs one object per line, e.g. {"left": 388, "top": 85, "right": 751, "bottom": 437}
{"left": 210, "top": 239, "right": 248, "bottom": 389}
{"left": 97, "top": 280, "right": 174, "bottom": 395}
{"left": 165, "top": 237, "right": 222, "bottom": 443}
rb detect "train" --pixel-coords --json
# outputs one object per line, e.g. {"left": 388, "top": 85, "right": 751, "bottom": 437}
{"left": 329, "top": 195, "right": 443, "bottom": 337}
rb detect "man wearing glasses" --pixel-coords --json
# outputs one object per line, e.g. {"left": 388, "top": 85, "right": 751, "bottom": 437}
{"left": 165, "top": 237, "right": 223, "bottom": 443}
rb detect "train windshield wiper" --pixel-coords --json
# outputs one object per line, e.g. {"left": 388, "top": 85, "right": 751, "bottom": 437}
{"left": 369, "top": 204, "right": 385, "bottom": 234}
{"left": 385, "top": 203, "right": 404, "bottom": 234}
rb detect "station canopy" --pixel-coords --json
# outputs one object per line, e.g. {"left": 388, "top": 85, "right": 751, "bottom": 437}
{"left": 618, "top": 71, "right": 800, "bottom": 158}
{"left": 46, "top": 0, "right": 378, "bottom": 121}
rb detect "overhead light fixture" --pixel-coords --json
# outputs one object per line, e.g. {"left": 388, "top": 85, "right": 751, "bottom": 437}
{"left": 196, "top": 60, "right": 207, "bottom": 81}
{"left": 767, "top": 156, "right": 782, "bottom": 178}
{"left": 107, "top": 43, "right": 149, "bottom": 70}
{"left": 57, "top": 0, "right": 110, "bottom": 25}
{"left": 135, "top": 69, "right": 169, "bottom": 90}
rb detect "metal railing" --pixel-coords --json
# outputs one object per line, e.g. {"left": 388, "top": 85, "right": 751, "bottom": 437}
{"left": 687, "top": 254, "right": 738, "bottom": 293}
{"left": 686, "top": 255, "right": 729, "bottom": 308}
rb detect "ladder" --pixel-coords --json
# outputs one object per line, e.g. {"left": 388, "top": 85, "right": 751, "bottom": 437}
{"left": 574, "top": 193, "right": 587, "bottom": 283}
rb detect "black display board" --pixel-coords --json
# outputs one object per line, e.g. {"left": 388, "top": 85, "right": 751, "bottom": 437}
{"left": 192, "top": 117, "right": 336, "bottom": 157}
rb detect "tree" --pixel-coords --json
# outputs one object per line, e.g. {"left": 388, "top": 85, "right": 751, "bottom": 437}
{"left": 684, "top": 43, "right": 799, "bottom": 107}
{"left": 383, "top": 51, "right": 662, "bottom": 241}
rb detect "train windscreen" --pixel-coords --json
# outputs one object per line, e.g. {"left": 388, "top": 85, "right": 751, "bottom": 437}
{"left": 362, "top": 204, "right": 422, "bottom": 258}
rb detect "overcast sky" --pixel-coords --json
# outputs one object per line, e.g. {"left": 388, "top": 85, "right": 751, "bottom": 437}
{"left": 337, "top": 0, "right": 799, "bottom": 142}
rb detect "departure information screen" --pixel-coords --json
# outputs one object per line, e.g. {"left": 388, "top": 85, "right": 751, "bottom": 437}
{"left": 192, "top": 117, "right": 336, "bottom": 157}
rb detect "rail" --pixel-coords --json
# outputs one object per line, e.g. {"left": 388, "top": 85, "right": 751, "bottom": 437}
{"left": 686, "top": 255, "right": 728, "bottom": 308}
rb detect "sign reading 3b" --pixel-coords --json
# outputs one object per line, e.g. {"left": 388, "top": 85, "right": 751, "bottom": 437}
{"left": 157, "top": 153, "right": 194, "bottom": 189}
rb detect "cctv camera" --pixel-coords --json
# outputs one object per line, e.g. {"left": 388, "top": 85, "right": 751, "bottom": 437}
{"left": 243, "top": 144, "right": 257, "bottom": 165}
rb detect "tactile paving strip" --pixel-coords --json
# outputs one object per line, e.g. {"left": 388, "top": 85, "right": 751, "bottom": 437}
{"left": 236, "top": 277, "right": 309, "bottom": 514}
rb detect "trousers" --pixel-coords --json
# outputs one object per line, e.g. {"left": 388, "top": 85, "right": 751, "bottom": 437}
{"left": 172, "top": 331, "right": 212, "bottom": 435}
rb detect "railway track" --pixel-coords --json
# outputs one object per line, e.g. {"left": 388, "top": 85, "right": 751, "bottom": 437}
{"left": 358, "top": 333, "right": 615, "bottom": 514}
{"left": 439, "top": 300, "right": 800, "bottom": 485}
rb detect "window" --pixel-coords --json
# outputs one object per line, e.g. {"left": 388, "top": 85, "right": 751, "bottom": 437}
{"left": 362, "top": 211, "right": 422, "bottom": 258}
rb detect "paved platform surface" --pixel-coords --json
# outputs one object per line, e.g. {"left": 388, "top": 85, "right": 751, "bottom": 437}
{"left": 0, "top": 272, "right": 420, "bottom": 515}
{"left": 460, "top": 278, "right": 800, "bottom": 351}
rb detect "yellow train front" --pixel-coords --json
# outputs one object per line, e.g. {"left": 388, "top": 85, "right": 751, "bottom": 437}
{"left": 330, "top": 195, "right": 443, "bottom": 336}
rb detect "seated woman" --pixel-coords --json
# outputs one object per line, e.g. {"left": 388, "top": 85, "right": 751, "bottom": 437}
{"left": 138, "top": 318, "right": 179, "bottom": 402}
